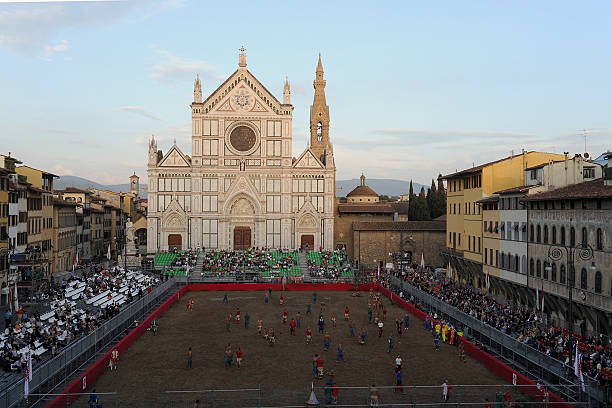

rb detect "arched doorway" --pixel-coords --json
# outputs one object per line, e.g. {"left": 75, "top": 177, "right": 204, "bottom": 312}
{"left": 168, "top": 234, "right": 182, "bottom": 250}
{"left": 301, "top": 234, "right": 314, "bottom": 251}
{"left": 234, "top": 227, "right": 251, "bottom": 250}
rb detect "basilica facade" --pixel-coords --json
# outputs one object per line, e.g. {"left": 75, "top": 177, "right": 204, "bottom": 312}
{"left": 146, "top": 50, "right": 336, "bottom": 253}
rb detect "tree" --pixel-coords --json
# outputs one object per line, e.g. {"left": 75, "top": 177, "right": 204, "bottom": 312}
{"left": 413, "top": 187, "right": 431, "bottom": 221}
{"left": 407, "top": 180, "right": 416, "bottom": 220}
{"left": 427, "top": 179, "right": 437, "bottom": 219}
{"left": 379, "top": 195, "right": 390, "bottom": 201}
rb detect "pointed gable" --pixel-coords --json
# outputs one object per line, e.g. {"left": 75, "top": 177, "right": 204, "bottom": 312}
{"left": 293, "top": 148, "right": 324, "bottom": 169}
{"left": 158, "top": 145, "right": 191, "bottom": 167}
{"left": 198, "top": 68, "right": 289, "bottom": 116}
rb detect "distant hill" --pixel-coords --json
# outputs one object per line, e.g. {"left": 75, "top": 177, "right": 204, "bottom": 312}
{"left": 55, "top": 175, "right": 422, "bottom": 199}
{"left": 54, "top": 175, "right": 148, "bottom": 197}
{"left": 336, "top": 179, "right": 427, "bottom": 197}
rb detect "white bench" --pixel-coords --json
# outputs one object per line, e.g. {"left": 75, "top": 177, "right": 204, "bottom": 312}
{"left": 87, "top": 290, "right": 110, "bottom": 305}
{"left": 94, "top": 292, "right": 117, "bottom": 307}
{"left": 40, "top": 311, "right": 54, "bottom": 321}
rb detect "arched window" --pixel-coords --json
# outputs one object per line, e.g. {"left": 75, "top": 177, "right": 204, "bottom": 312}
{"left": 570, "top": 227, "right": 575, "bottom": 246}
{"left": 552, "top": 226, "right": 557, "bottom": 244}
{"left": 551, "top": 263, "right": 557, "bottom": 282}
{"left": 537, "top": 225, "right": 541, "bottom": 243}
{"left": 529, "top": 258, "right": 534, "bottom": 276}
{"left": 522, "top": 255, "right": 527, "bottom": 274}
{"left": 530, "top": 225, "right": 534, "bottom": 242}
{"left": 596, "top": 228, "right": 603, "bottom": 250}
{"left": 594, "top": 271, "right": 602, "bottom": 293}
{"left": 515, "top": 255, "right": 519, "bottom": 272}
{"left": 580, "top": 268, "right": 588, "bottom": 289}
{"left": 500, "top": 252, "right": 505, "bottom": 269}
{"left": 317, "top": 122, "right": 323, "bottom": 142}
{"left": 582, "top": 227, "right": 588, "bottom": 246}
{"left": 560, "top": 264, "right": 566, "bottom": 284}
{"left": 560, "top": 226, "right": 566, "bottom": 245}
{"left": 536, "top": 260, "right": 541, "bottom": 278}
{"left": 543, "top": 261, "right": 549, "bottom": 279}
{"left": 543, "top": 225, "right": 549, "bottom": 243}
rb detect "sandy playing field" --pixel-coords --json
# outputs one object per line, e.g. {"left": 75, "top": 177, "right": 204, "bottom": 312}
{"left": 75, "top": 290, "right": 526, "bottom": 407}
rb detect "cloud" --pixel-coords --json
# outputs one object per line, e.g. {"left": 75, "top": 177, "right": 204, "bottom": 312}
{"left": 43, "top": 39, "right": 69, "bottom": 55}
{"left": 0, "top": 0, "right": 178, "bottom": 56}
{"left": 149, "top": 48, "right": 217, "bottom": 84}
{"left": 119, "top": 106, "right": 163, "bottom": 121}
{"left": 53, "top": 163, "right": 73, "bottom": 176}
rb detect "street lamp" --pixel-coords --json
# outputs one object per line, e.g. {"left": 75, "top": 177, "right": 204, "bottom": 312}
{"left": 546, "top": 242, "right": 594, "bottom": 363}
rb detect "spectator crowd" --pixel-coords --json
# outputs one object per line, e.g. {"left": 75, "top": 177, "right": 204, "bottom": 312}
{"left": 388, "top": 265, "right": 612, "bottom": 387}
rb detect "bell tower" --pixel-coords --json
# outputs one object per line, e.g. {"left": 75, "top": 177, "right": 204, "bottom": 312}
{"left": 193, "top": 74, "right": 202, "bottom": 103}
{"left": 129, "top": 172, "right": 139, "bottom": 197}
{"left": 310, "top": 53, "right": 330, "bottom": 162}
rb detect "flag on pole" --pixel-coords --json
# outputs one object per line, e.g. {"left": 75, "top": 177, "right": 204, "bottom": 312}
{"left": 420, "top": 253, "right": 425, "bottom": 269}
{"left": 75, "top": 250, "right": 79, "bottom": 267}
{"left": 540, "top": 282, "right": 545, "bottom": 312}
{"left": 536, "top": 286, "right": 540, "bottom": 310}
{"left": 574, "top": 346, "right": 586, "bottom": 392}
{"left": 24, "top": 349, "right": 32, "bottom": 398}
{"left": 107, "top": 244, "right": 111, "bottom": 261}
{"left": 486, "top": 272, "right": 490, "bottom": 290}
{"left": 8, "top": 286, "right": 12, "bottom": 313}
{"left": 447, "top": 261, "right": 452, "bottom": 279}
{"left": 13, "top": 282, "right": 18, "bottom": 312}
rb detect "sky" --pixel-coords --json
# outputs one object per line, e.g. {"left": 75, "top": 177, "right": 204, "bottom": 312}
{"left": 0, "top": 0, "right": 611, "bottom": 187}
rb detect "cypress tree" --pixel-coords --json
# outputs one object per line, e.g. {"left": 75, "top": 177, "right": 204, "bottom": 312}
{"left": 414, "top": 187, "right": 431, "bottom": 221}
{"left": 427, "top": 179, "right": 437, "bottom": 219}
{"left": 408, "top": 180, "right": 416, "bottom": 221}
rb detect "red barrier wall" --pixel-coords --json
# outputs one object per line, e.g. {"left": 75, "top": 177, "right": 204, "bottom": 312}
{"left": 48, "top": 286, "right": 189, "bottom": 407}
{"left": 47, "top": 283, "right": 370, "bottom": 406}
{"left": 376, "top": 285, "right": 572, "bottom": 407}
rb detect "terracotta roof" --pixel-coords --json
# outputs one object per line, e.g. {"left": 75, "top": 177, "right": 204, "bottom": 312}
{"left": 440, "top": 151, "right": 535, "bottom": 179}
{"left": 59, "top": 187, "right": 90, "bottom": 194}
{"left": 338, "top": 203, "right": 395, "bottom": 213}
{"left": 352, "top": 220, "right": 446, "bottom": 231}
{"left": 53, "top": 198, "right": 77, "bottom": 207}
{"left": 494, "top": 185, "right": 535, "bottom": 194}
{"left": 391, "top": 202, "right": 410, "bottom": 214}
{"left": 18, "top": 165, "right": 58, "bottom": 178}
{"left": 0, "top": 168, "right": 13, "bottom": 176}
{"left": 524, "top": 179, "right": 612, "bottom": 201}
{"left": 524, "top": 160, "right": 565, "bottom": 171}
{"left": 346, "top": 185, "right": 378, "bottom": 197}
{"left": 433, "top": 214, "right": 447, "bottom": 221}
{"left": 477, "top": 195, "right": 499, "bottom": 204}
{"left": 27, "top": 186, "right": 45, "bottom": 193}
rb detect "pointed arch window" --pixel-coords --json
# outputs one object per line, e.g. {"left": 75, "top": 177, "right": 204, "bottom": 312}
{"left": 580, "top": 268, "right": 588, "bottom": 289}
{"left": 317, "top": 122, "right": 323, "bottom": 142}
{"left": 560, "top": 264, "right": 566, "bottom": 284}
{"left": 595, "top": 271, "right": 602, "bottom": 293}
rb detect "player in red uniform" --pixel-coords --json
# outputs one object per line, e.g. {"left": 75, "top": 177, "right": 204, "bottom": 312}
{"left": 235, "top": 308, "right": 241, "bottom": 322}
{"left": 235, "top": 347, "right": 243, "bottom": 368}
{"left": 282, "top": 309, "right": 288, "bottom": 324}
{"left": 344, "top": 306, "right": 350, "bottom": 320}
{"left": 257, "top": 319, "right": 263, "bottom": 335}
{"left": 287, "top": 317, "right": 296, "bottom": 334}
{"left": 306, "top": 327, "right": 313, "bottom": 344}
{"left": 331, "top": 312, "right": 337, "bottom": 328}
{"left": 185, "top": 297, "right": 194, "bottom": 312}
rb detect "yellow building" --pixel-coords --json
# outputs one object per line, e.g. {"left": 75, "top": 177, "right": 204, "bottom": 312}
{"left": 0, "top": 168, "right": 10, "bottom": 284}
{"left": 440, "top": 151, "right": 566, "bottom": 286}
{"left": 16, "top": 166, "right": 57, "bottom": 279}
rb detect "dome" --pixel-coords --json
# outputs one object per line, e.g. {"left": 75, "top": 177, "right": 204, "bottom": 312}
{"left": 347, "top": 185, "right": 378, "bottom": 198}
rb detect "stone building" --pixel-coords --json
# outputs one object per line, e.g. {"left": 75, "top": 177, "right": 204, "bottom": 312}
{"left": 334, "top": 175, "right": 444, "bottom": 266}
{"left": 352, "top": 220, "right": 446, "bottom": 269}
{"left": 147, "top": 50, "right": 336, "bottom": 252}
{"left": 51, "top": 197, "right": 77, "bottom": 275}
{"left": 58, "top": 188, "right": 92, "bottom": 263}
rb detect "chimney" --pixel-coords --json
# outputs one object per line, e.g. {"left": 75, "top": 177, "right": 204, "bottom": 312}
{"left": 605, "top": 151, "right": 612, "bottom": 186}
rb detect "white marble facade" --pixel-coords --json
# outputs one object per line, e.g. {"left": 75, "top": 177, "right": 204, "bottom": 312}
{"left": 147, "top": 50, "right": 336, "bottom": 253}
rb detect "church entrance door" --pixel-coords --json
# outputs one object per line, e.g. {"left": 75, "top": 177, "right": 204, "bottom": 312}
{"left": 301, "top": 234, "right": 315, "bottom": 251}
{"left": 234, "top": 227, "right": 251, "bottom": 250}
{"left": 168, "top": 234, "right": 182, "bottom": 250}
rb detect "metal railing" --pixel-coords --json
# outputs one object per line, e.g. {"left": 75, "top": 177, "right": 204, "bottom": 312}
{"left": 0, "top": 278, "right": 178, "bottom": 408}
{"left": 388, "top": 276, "right": 607, "bottom": 405}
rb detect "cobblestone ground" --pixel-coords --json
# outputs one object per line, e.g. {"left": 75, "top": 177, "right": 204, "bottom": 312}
{"left": 75, "top": 290, "right": 529, "bottom": 407}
